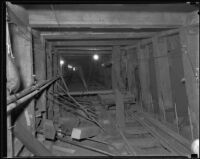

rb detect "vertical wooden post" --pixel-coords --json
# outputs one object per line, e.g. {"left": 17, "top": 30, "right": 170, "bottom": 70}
{"left": 112, "top": 46, "right": 121, "bottom": 91}
{"left": 152, "top": 36, "right": 173, "bottom": 121}
{"left": 46, "top": 42, "right": 53, "bottom": 120}
{"left": 115, "top": 89, "right": 125, "bottom": 129}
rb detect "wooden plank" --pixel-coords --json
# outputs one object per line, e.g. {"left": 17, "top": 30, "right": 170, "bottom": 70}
{"left": 71, "top": 126, "right": 100, "bottom": 140}
{"left": 115, "top": 89, "right": 125, "bottom": 128}
{"left": 42, "top": 32, "right": 155, "bottom": 40}
{"left": 137, "top": 43, "right": 151, "bottom": 112}
{"left": 112, "top": 46, "right": 123, "bottom": 90}
{"left": 53, "top": 40, "right": 138, "bottom": 47}
{"left": 28, "top": 8, "right": 186, "bottom": 28}
{"left": 32, "top": 29, "right": 46, "bottom": 113}
{"left": 179, "top": 26, "right": 199, "bottom": 139}
{"left": 127, "top": 48, "right": 140, "bottom": 100}
{"left": 56, "top": 46, "right": 112, "bottom": 51}
{"left": 57, "top": 50, "right": 111, "bottom": 55}
{"left": 140, "top": 111, "right": 191, "bottom": 151}
{"left": 167, "top": 33, "right": 189, "bottom": 118}
{"left": 52, "top": 54, "right": 60, "bottom": 123}
{"left": 148, "top": 43, "right": 159, "bottom": 115}
{"left": 46, "top": 42, "right": 53, "bottom": 120}
{"left": 152, "top": 36, "right": 174, "bottom": 119}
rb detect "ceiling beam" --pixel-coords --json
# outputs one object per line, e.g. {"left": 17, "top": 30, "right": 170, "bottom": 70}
{"left": 56, "top": 50, "right": 111, "bottom": 55}
{"left": 52, "top": 40, "right": 138, "bottom": 46}
{"left": 55, "top": 46, "right": 112, "bottom": 51}
{"left": 28, "top": 9, "right": 187, "bottom": 28}
{"left": 42, "top": 32, "right": 156, "bottom": 40}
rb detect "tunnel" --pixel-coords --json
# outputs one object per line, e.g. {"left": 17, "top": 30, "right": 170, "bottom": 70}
{"left": 4, "top": 2, "right": 199, "bottom": 157}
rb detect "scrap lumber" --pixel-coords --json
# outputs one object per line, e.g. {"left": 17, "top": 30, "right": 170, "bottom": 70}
{"left": 71, "top": 125, "right": 100, "bottom": 140}
{"left": 56, "top": 77, "right": 106, "bottom": 132}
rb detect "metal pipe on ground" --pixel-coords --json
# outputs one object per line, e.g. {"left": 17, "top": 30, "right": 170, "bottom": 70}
{"left": 13, "top": 121, "right": 52, "bottom": 156}
{"left": 7, "top": 77, "right": 59, "bottom": 113}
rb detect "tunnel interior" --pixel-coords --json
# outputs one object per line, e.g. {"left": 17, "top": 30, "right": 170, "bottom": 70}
{"left": 60, "top": 53, "right": 112, "bottom": 91}
{"left": 5, "top": 3, "right": 199, "bottom": 157}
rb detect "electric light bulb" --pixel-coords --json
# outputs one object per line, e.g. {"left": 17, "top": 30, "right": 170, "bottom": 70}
{"left": 93, "top": 54, "right": 99, "bottom": 61}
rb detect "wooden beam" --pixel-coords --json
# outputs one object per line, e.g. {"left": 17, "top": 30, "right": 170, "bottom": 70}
{"left": 115, "top": 89, "right": 125, "bottom": 128}
{"left": 28, "top": 9, "right": 187, "bottom": 28}
{"left": 42, "top": 32, "right": 156, "bottom": 40}
{"left": 52, "top": 40, "right": 138, "bottom": 46}
{"left": 56, "top": 46, "right": 112, "bottom": 51}
{"left": 56, "top": 50, "right": 111, "bottom": 55}
{"left": 179, "top": 26, "right": 199, "bottom": 139}
{"left": 112, "top": 46, "right": 121, "bottom": 89}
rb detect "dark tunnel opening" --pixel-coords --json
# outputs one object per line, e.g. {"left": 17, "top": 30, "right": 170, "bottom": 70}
{"left": 60, "top": 54, "right": 112, "bottom": 92}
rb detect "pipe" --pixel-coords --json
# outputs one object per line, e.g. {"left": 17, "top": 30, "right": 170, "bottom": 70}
{"left": 14, "top": 121, "right": 52, "bottom": 156}
{"left": 7, "top": 80, "right": 51, "bottom": 105}
{"left": 7, "top": 77, "right": 59, "bottom": 113}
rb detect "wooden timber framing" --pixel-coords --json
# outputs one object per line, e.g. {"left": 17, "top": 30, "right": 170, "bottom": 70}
{"left": 179, "top": 26, "right": 199, "bottom": 139}
{"left": 112, "top": 46, "right": 122, "bottom": 90}
{"left": 32, "top": 29, "right": 47, "bottom": 116}
{"left": 28, "top": 6, "right": 188, "bottom": 29}
{"left": 56, "top": 50, "right": 111, "bottom": 55}
{"left": 136, "top": 42, "right": 152, "bottom": 112}
{"left": 42, "top": 32, "right": 156, "bottom": 40}
{"left": 52, "top": 40, "right": 138, "bottom": 47}
{"left": 56, "top": 46, "right": 112, "bottom": 51}
{"left": 152, "top": 36, "right": 174, "bottom": 119}
{"left": 52, "top": 54, "right": 60, "bottom": 123}
{"left": 46, "top": 42, "right": 54, "bottom": 120}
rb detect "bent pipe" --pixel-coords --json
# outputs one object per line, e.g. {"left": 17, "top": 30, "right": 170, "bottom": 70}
{"left": 13, "top": 121, "right": 52, "bottom": 156}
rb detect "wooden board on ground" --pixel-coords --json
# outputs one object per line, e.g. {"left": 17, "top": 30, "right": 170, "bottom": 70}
{"left": 71, "top": 126, "right": 100, "bottom": 140}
